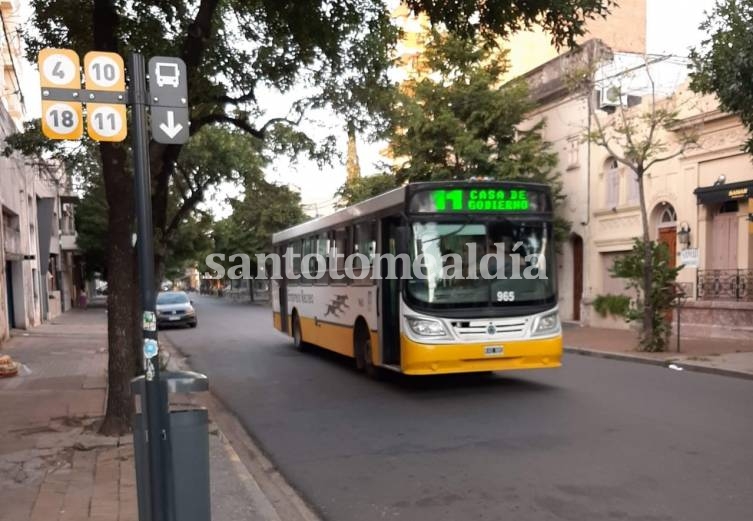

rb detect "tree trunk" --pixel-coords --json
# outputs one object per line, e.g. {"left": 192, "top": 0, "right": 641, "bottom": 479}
{"left": 637, "top": 167, "right": 654, "bottom": 349}
{"left": 99, "top": 143, "right": 138, "bottom": 436}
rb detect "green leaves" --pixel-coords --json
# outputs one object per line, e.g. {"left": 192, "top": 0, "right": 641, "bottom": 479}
{"left": 209, "top": 179, "right": 306, "bottom": 272}
{"left": 690, "top": 0, "right": 753, "bottom": 154}
{"left": 405, "top": 0, "right": 616, "bottom": 48}
{"left": 389, "top": 32, "right": 561, "bottom": 193}
{"left": 335, "top": 173, "right": 399, "bottom": 208}
{"left": 610, "top": 239, "right": 683, "bottom": 352}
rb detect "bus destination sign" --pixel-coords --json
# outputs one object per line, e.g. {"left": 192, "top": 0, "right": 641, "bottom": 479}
{"left": 409, "top": 187, "right": 549, "bottom": 214}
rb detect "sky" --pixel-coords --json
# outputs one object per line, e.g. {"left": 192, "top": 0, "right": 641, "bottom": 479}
{"left": 14, "top": 0, "right": 717, "bottom": 218}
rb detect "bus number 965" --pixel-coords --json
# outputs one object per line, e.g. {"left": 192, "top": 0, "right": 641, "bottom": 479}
{"left": 497, "top": 291, "right": 515, "bottom": 302}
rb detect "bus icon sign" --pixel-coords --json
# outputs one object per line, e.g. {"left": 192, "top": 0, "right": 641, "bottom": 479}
{"left": 148, "top": 56, "right": 189, "bottom": 144}
{"left": 155, "top": 62, "right": 180, "bottom": 87}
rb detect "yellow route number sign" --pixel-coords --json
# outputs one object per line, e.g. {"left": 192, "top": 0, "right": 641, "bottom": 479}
{"left": 41, "top": 102, "right": 83, "bottom": 140}
{"left": 39, "top": 49, "right": 83, "bottom": 140}
{"left": 38, "top": 48, "right": 128, "bottom": 142}
{"left": 86, "top": 103, "right": 127, "bottom": 142}
{"left": 84, "top": 52, "right": 127, "bottom": 142}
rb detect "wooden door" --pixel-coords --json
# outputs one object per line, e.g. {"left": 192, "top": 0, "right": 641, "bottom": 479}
{"left": 710, "top": 213, "right": 738, "bottom": 270}
{"left": 657, "top": 228, "right": 677, "bottom": 323}
{"left": 658, "top": 228, "right": 677, "bottom": 268}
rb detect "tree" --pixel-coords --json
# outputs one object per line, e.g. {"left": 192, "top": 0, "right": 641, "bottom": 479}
{"left": 387, "top": 31, "right": 568, "bottom": 238}
{"left": 207, "top": 179, "right": 306, "bottom": 291}
{"left": 335, "top": 173, "right": 399, "bottom": 208}
{"left": 20, "top": 0, "right": 616, "bottom": 434}
{"left": 611, "top": 240, "right": 683, "bottom": 352}
{"left": 689, "top": 0, "right": 753, "bottom": 154}
{"left": 580, "top": 59, "right": 698, "bottom": 351}
{"left": 163, "top": 211, "right": 214, "bottom": 282}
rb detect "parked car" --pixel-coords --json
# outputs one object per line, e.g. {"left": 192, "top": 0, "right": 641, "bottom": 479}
{"left": 156, "top": 291, "right": 197, "bottom": 328}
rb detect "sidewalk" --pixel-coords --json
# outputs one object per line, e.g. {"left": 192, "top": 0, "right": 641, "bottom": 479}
{"left": 563, "top": 324, "right": 753, "bottom": 378}
{"left": 0, "top": 308, "right": 310, "bottom": 521}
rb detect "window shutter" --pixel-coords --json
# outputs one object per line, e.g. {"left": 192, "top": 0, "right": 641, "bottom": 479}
{"left": 606, "top": 168, "right": 620, "bottom": 207}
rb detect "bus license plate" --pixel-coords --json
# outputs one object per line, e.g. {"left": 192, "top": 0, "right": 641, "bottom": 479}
{"left": 485, "top": 346, "right": 504, "bottom": 356}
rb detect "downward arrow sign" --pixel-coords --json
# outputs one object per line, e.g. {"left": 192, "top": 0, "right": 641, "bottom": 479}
{"left": 159, "top": 110, "right": 183, "bottom": 139}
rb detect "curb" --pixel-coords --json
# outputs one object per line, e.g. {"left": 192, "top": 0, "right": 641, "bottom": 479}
{"left": 564, "top": 346, "right": 753, "bottom": 381}
{"left": 160, "top": 337, "right": 321, "bottom": 521}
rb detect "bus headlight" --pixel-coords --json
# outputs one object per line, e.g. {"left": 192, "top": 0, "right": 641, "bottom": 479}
{"left": 406, "top": 317, "right": 447, "bottom": 337}
{"left": 533, "top": 312, "right": 560, "bottom": 336}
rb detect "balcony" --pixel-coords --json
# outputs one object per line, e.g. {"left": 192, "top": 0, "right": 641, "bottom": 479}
{"left": 697, "top": 269, "right": 753, "bottom": 301}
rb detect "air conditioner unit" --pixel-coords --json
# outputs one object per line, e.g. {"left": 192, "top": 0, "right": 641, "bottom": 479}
{"left": 599, "top": 85, "right": 627, "bottom": 112}
{"left": 597, "top": 85, "right": 642, "bottom": 113}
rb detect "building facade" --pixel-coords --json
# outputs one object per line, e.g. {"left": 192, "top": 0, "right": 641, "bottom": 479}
{"left": 0, "top": 0, "right": 80, "bottom": 342}
{"left": 521, "top": 41, "right": 753, "bottom": 339}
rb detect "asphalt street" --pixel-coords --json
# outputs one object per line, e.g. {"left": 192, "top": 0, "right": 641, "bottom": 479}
{"left": 164, "top": 295, "right": 753, "bottom": 521}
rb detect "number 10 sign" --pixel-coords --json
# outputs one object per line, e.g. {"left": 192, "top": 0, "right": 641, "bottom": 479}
{"left": 39, "top": 49, "right": 127, "bottom": 142}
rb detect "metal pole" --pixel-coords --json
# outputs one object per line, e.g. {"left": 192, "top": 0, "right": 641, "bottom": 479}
{"left": 676, "top": 301, "right": 681, "bottom": 353}
{"left": 128, "top": 52, "right": 174, "bottom": 521}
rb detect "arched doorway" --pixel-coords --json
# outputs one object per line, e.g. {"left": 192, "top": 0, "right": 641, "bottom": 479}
{"left": 653, "top": 203, "right": 677, "bottom": 268}
{"left": 571, "top": 234, "right": 584, "bottom": 321}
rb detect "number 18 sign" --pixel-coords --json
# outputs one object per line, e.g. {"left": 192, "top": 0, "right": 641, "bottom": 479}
{"left": 39, "top": 48, "right": 83, "bottom": 140}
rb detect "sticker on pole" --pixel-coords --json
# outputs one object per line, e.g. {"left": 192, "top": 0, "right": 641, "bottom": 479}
{"left": 143, "top": 311, "right": 156, "bottom": 332}
{"left": 143, "top": 339, "right": 159, "bottom": 359}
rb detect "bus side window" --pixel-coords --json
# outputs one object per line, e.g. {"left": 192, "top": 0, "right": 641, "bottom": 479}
{"left": 354, "top": 221, "right": 376, "bottom": 268}
{"left": 291, "top": 241, "right": 302, "bottom": 279}
{"left": 333, "top": 228, "right": 347, "bottom": 279}
{"left": 302, "top": 236, "right": 317, "bottom": 281}
{"left": 315, "top": 234, "right": 329, "bottom": 284}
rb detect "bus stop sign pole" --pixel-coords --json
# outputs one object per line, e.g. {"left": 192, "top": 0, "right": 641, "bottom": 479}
{"left": 128, "top": 51, "right": 175, "bottom": 521}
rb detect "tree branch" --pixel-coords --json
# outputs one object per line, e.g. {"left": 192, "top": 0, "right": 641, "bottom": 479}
{"left": 644, "top": 142, "right": 692, "bottom": 171}
{"left": 190, "top": 114, "right": 264, "bottom": 138}
{"left": 181, "top": 0, "right": 221, "bottom": 71}
{"left": 217, "top": 91, "right": 257, "bottom": 105}
{"left": 190, "top": 113, "right": 303, "bottom": 139}
{"left": 165, "top": 186, "right": 207, "bottom": 240}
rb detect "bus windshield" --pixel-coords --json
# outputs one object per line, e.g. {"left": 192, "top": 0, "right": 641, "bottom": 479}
{"left": 407, "top": 220, "right": 556, "bottom": 308}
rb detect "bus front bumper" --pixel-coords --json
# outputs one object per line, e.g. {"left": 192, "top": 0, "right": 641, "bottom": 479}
{"left": 400, "top": 334, "right": 562, "bottom": 375}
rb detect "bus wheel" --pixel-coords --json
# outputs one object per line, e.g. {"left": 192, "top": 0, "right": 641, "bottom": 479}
{"left": 292, "top": 313, "right": 308, "bottom": 352}
{"left": 355, "top": 325, "right": 381, "bottom": 379}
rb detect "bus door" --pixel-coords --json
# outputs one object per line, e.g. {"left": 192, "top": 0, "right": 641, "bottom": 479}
{"left": 379, "top": 216, "right": 402, "bottom": 366}
{"left": 277, "top": 245, "right": 289, "bottom": 334}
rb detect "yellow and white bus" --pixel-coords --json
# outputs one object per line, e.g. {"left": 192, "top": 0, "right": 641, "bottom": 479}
{"left": 271, "top": 181, "right": 562, "bottom": 376}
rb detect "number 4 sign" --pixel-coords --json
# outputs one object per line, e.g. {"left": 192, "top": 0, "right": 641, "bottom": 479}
{"left": 84, "top": 52, "right": 126, "bottom": 142}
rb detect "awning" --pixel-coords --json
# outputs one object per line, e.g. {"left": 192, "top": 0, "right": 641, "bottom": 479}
{"left": 694, "top": 179, "right": 753, "bottom": 205}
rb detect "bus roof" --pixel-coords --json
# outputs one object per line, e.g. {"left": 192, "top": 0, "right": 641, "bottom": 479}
{"left": 272, "top": 185, "right": 407, "bottom": 245}
{"left": 272, "top": 180, "right": 551, "bottom": 245}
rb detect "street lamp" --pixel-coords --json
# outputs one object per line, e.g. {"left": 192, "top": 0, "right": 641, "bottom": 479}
{"left": 678, "top": 222, "right": 691, "bottom": 248}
